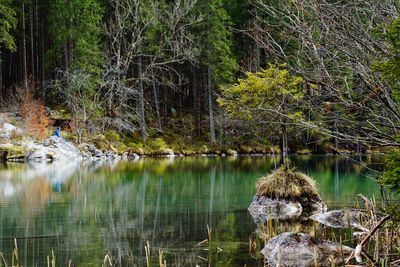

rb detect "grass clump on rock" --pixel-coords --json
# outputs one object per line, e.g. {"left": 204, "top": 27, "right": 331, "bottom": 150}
{"left": 256, "top": 164, "right": 319, "bottom": 201}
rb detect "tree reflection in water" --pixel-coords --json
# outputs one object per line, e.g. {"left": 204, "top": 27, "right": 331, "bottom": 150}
{"left": 0, "top": 155, "right": 384, "bottom": 266}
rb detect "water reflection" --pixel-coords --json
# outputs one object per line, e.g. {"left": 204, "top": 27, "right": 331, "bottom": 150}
{"left": 0, "top": 155, "right": 385, "bottom": 266}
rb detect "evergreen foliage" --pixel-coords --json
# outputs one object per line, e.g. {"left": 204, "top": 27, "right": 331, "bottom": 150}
{"left": 0, "top": 0, "right": 17, "bottom": 51}
{"left": 218, "top": 64, "right": 304, "bottom": 119}
{"left": 47, "top": 0, "right": 104, "bottom": 76}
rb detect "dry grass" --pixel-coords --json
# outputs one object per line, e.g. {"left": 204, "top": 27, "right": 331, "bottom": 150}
{"left": 256, "top": 164, "right": 318, "bottom": 200}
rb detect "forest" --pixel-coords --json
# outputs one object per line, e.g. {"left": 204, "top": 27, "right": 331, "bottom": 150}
{"left": 1, "top": 0, "right": 400, "bottom": 155}
{"left": 4, "top": 1, "right": 400, "bottom": 266}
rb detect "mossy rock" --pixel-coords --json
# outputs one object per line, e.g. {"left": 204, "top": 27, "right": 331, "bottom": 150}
{"left": 296, "top": 148, "right": 312, "bottom": 155}
{"left": 0, "top": 144, "right": 27, "bottom": 161}
{"left": 88, "top": 134, "right": 110, "bottom": 151}
{"left": 226, "top": 149, "right": 238, "bottom": 156}
{"left": 239, "top": 145, "right": 253, "bottom": 154}
{"left": 268, "top": 146, "right": 281, "bottom": 154}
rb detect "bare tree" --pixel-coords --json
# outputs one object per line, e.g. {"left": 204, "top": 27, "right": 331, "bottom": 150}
{"left": 244, "top": 0, "right": 400, "bottom": 149}
{"left": 100, "top": 0, "right": 201, "bottom": 140}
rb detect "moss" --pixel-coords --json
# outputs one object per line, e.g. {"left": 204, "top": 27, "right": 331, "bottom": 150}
{"left": 88, "top": 134, "right": 110, "bottom": 151}
{"left": 239, "top": 145, "right": 253, "bottom": 154}
{"left": 256, "top": 164, "right": 319, "bottom": 201}
{"left": 104, "top": 130, "right": 121, "bottom": 142}
{"left": 0, "top": 144, "right": 27, "bottom": 160}
{"left": 296, "top": 148, "right": 312, "bottom": 155}
{"left": 225, "top": 149, "right": 238, "bottom": 156}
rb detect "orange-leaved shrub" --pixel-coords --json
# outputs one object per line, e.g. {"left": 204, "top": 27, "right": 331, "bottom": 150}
{"left": 19, "top": 87, "right": 51, "bottom": 140}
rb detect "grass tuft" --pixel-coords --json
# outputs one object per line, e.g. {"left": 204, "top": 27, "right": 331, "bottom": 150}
{"left": 256, "top": 164, "right": 319, "bottom": 200}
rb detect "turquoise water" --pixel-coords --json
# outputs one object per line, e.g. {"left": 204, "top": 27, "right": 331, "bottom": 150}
{"left": 0, "top": 155, "right": 385, "bottom": 266}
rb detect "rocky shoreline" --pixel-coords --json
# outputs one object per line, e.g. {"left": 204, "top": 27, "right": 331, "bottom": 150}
{"left": 0, "top": 136, "right": 142, "bottom": 163}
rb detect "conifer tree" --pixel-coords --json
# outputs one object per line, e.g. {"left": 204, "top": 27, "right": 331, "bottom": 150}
{"left": 0, "top": 0, "right": 17, "bottom": 93}
{"left": 198, "top": 0, "right": 237, "bottom": 142}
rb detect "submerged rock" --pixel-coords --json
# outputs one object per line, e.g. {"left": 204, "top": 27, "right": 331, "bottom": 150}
{"left": 248, "top": 196, "right": 302, "bottom": 222}
{"left": 262, "top": 232, "right": 353, "bottom": 267}
{"left": 310, "top": 209, "right": 370, "bottom": 232}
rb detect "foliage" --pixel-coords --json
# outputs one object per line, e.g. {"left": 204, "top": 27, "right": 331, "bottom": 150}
{"left": 47, "top": 0, "right": 104, "bottom": 76}
{"left": 373, "top": 17, "right": 400, "bottom": 102}
{"left": 218, "top": 64, "right": 304, "bottom": 119}
{"left": 382, "top": 149, "right": 400, "bottom": 193}
{"left": 48, "top": 69, "right": 102, "bottom": 142}
{"left": 19, "top": 89, "right": 51, "bottom": 140}
{"left": 104, "top": 130, "right": 121, "bottom": 142}
{"left": 0, "top": 0, "right": 16, "bottom": 51}
{"left": 197, "top": 0, "right": 238, "bottom": 84}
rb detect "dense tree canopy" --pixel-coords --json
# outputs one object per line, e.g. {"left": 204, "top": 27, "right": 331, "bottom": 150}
{"left": 1, "top": 0, "right": 400, "bottom": 155}
{"left": 0, "top": 0, "right": 17, "bottom": 51}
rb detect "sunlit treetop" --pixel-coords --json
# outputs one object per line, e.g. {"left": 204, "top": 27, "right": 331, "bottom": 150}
{"left": 218, "top": 64, "right": 304, "bottom": 120}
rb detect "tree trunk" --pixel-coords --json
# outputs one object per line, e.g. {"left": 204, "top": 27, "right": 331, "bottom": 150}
{"left": 207, "top": 65, "right": 216, "bottom": 143}
{"left": 193, "top": 69, "right": 200, "bottom": 136}
{"left": 281, "top": 121, "right": 288, "bottom": 164}
{"left": 334, "top": 111, "right": 339, "bottom": 151}
{"left": 152, "top": 71, "right": 162, "bottom": 132}
{"left": 22, "top": 2, "right": 28, "bottom": 88}
{"left": 30, "top": 0, "right": 35, "bottom": 81}
{"left": 0, "top": 45, "right": 2, "bottom": 102}
{"left": 138, "top": 56, "right": 147, "bottom": 141}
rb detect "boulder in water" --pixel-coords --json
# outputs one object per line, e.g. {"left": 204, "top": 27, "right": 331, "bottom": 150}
{"left": 249, "top": 165, "right": 326, "bottom": 219}
{"left": 262, "top": 232, "right": 353, "bottom": 267}
{"left": 310, "top": 209, "right": 370, "bottom": 232}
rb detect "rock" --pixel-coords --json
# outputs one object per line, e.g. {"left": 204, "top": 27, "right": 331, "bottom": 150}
{"left": 226, "top": 149, "right": 238, "bottom": 156}
{"left": 163, "top": 148, "right": 174, "bottom": 156}
{"left": 262, "top": 232, "right": 353, "bottom": 267}
{"left": 0, "top": 143, "right": 27, "bottom": 161}
{"left": 310, "top": 209, "right": 370, "bottom": 232}
{"left": 0, "top": 123, "right": 23, "bottom": 139}
{"left": 27, "top": 149, "right": 51, "bottom": 162}
{"left": 24, "top": 137, "right": 81, "bottom": 162}
{"left": 248, "top": 194, "right": 326, "bottom": 223}
{"left": 0, "top": 148, "right": 8, "bottom": 162}
{"left": 249, "top": 196, "right": 303, "bottom": 222}
{"left": 103, "top": 150, "right": 121, "bottom": 161}
{"left": 127, "top": 153, "right": 139, "bottom": 160}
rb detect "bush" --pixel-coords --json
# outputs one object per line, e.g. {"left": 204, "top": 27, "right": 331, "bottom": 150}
{"left": 19, "top": 87, "right": 51, "bottom": 140}
{"left": 105, "top": 130, "right": 121, "bottom": 142}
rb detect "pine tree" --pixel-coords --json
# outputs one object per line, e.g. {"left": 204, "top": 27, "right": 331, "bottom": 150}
{"left": 0, "top": 0, "right": 17, "bottom": 51}
{"left": 0, "top": 0, "right": 16, "bottom": 94}
{"left": 48, "top": 0, "right": 104, "bottom": 77}
{"left": 197, "top": 0, "right": 237, "bottom": 142}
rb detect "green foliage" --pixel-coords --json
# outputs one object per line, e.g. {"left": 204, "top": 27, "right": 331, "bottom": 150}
{"left": 382, "top": 149, "right": 400, "bottom": 193}
{"left": 48, "top": 0, "right": 104, "bottom": 76}
{"left": 0, "top": 0, "right": 17, "bottom": 51}
{"left": 150, "top": 138, "right": 168, "bottom": 150}
{"left": 197, "top": 0, "right": 238, "bottom": 85}
{"left": 373, "top": 17, "right": 400, "bottom": 101}
{"left": 218, "top": 64, "right": 304, "bottom": 119}
{"left": 104, "top": 130, "right": 121, "bottom": 142}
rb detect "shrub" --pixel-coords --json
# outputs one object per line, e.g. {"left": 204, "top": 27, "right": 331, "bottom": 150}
{"left": 19, "top": 88, "right": 51, "bottom": 140}
{"left": 105, "top": 130, "right": 121, "bottom": 142}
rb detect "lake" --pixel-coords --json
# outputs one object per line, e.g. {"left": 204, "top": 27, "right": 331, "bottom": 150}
{"left": 0, "top": 155, "right": 385, "bottom": 266}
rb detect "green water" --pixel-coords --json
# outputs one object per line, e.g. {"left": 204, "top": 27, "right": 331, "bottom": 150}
{"left": 0, "top": 155, "right": 385, "bottom": 266}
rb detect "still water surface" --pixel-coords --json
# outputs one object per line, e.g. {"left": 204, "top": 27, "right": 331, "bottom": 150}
{"left": 0, "top": 155, "right": 385, "bottom": 266}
